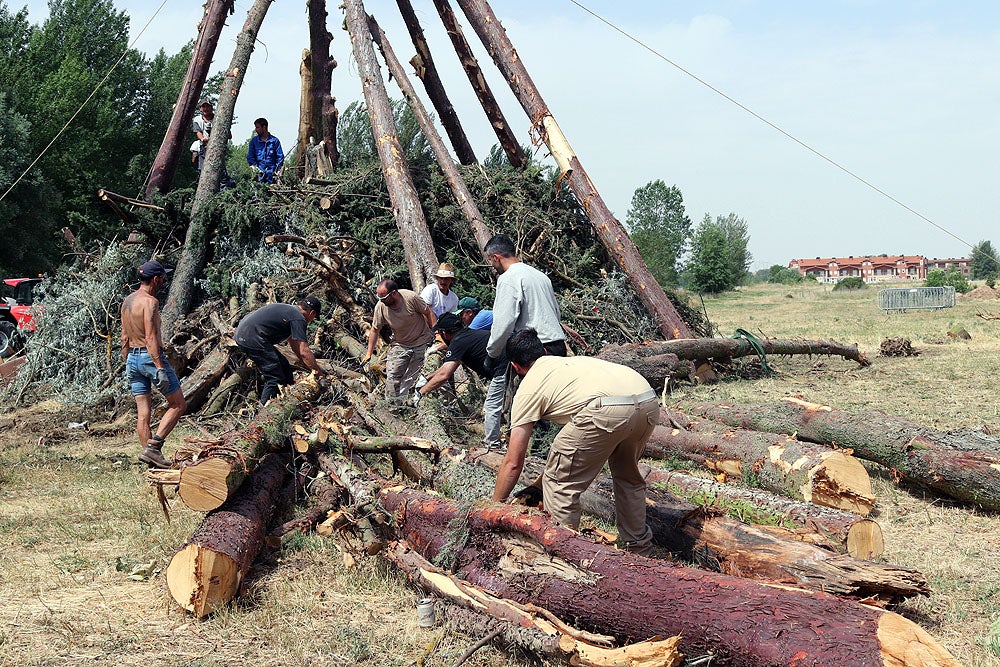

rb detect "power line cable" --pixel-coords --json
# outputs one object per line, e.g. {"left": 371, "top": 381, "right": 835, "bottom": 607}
{"left": 0, "top": 0, "right": 171, "bottom": 204}
{"left": 567, "top": 0, "right": 995, "bottom": 270}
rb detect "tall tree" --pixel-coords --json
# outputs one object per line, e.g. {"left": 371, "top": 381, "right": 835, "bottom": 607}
{"left": 687, "top": 213, "right": 752, "bottom": 293}
{"left": 625, "top": 180, "right": 690, "bottom": 287}
{"left": 970, "top": 240, "right": 998, "bottom": 280}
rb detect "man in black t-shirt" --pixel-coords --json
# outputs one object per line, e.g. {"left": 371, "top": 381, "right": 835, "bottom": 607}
{"left": 234, "top": 297, "right": 327, "bottom": 404}
{"left": 414, "top": 313, "right": 508, "bottom": 448}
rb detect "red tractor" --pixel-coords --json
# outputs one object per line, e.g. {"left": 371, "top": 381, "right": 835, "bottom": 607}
{"left": 0, "top": 277, "right": 42, "bottom": 358}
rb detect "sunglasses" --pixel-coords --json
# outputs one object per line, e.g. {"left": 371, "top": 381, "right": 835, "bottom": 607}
{"left": 376, "top": 290, "right": 397, "bottom": 301}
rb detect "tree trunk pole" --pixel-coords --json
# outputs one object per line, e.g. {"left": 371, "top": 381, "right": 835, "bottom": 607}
{"left": 394, "top": 0, "right": 477, "bottom": 165}
{"left": 432, "top": 0, "right": 526, "bottom": 169}
{"left": 296, "top": 48, "right": 315, "bottom": 178}
{"left": 343, "top": 0, "right": 439, "bottom": 291}
{"left": 145, "top": 0, "right": 234, "bottom": 198}
{"left": 308, "top": 0, "right": 340, "bottom": 170}
{"left": 453, "top": 0, "right": 693, "bottom": 340}
{"left": 369, "top": 16, "right": 492, "bottom": 251}
{"left": 162, "top": 0, "right": 273, "bottom": 336}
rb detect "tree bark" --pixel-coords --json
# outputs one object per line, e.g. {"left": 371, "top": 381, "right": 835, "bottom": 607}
{"left": 162, "top": 0, "right": 274, "bottom": 337}
{"left": 643, "top": 421, "right": 876, "bottom": 515}
{"left": 388, "top": 542, "right": 684, "bottom": 667}
{"left": 175, "top": 345, "right": 232, "bottom": 415}
{"left": 689, "top": 396, "right": 1000, "bottom": 511}
{"left": 378, "top": 485, "right": 959, "bottom": 667}
{"left": 647, "top": 467, "right": 884, "bottom": 558}
{"left": 343, "top": 0, "right": 439, "bottom": 291}
{"left": 177, "top": 376, "right": 322, "bottom": 511}
{"left": 166, "top": 452, "right": 289, "bottom": 617}
{"left": 453, "top": 0, "right": 692, "bottom": 341}
{"left": 432, "top": 0, "right": 526, "bottom": 169}
{"left": 296, "top": 47, "right": 314, "bottom": 178}
{"left": 597, "top": 337, "right": 869, "bottom": 387}
{"left": 462, "top": 450, "right": 922, "bottom": 599}
{"left": 394, "top": 0, "right": 477, "bottom": 165}
{"left": 145, "top": 0, "right": 234, "bottom": 198}
{"left": 307, "top": 0, "right": 339, "bottom": 170}
{"left": 368, "top": 15, "right": 492, "bottom": 251}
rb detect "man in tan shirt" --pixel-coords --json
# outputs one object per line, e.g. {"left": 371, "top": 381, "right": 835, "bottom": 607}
{"left": 492, "top": 329, "right": 658, "bottom": 554}
{"left": 365, "top": 278, "right": 436, "bottom": 403}
{"left": 120, "top": 260, "right": 187, "bottom": 468}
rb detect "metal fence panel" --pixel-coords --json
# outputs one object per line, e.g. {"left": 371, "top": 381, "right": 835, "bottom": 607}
{"left": 877, "top": 286, "right": 956, "bottom": 311}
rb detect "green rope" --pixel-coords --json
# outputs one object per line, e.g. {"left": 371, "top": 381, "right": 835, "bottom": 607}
{"left": 733, "top": 328, "right": 772, "bottom": 373}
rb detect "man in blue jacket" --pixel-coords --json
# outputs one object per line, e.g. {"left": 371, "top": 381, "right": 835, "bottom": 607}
{"left": 247, "top": 117, "right": 284, "bottom": 183}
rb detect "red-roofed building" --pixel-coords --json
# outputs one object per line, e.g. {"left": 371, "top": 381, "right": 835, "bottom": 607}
{"left": 788, "top": 255, "right": 931, "bottom": 283}
{"left": 925, "top": 257, "right": 971, "bottom": 275}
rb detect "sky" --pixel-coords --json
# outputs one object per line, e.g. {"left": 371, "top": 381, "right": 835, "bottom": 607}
{"left": 18, "top": 0, "right": 1000, "bottom": 269}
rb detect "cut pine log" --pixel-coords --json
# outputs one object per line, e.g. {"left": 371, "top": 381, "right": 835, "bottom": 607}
{"left": 177, "top": 345, "right": 231, "bottom": 414}
{"left": 378, "top": 484, "right": 958, "bottom": 667}
{"left": 597, "top": 337, "right": 869, "bottom": 387}
{"left": 177, "top": 376, "right": 322, "bottom": 511}
{"left": 463, "top": 450, "right": 923, "bottom": 599}
{"left": 646, "top": 467, "right": 884, "bottom": 558}
{"left": 166, "top": 453, "right": 289, "bottom": 617}
{"left": 688, "top": 396, "right": 1000, "bottom": 510}
{"left": 643, "top": 420, "right": 876, "bottom": 515}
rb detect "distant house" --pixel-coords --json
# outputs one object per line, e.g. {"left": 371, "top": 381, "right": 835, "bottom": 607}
{"left": 788, "top": 255, "right": 933, "bottom": 283}
{"left": 925, "top": 257, "right": 971, "bottom": 276}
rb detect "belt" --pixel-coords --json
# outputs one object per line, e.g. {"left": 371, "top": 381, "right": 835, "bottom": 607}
{"left": 589, "top": 388, "right": 657, "bottom": 408}
{"left": 128, "top": 347, "right": 148, "bottom": 354}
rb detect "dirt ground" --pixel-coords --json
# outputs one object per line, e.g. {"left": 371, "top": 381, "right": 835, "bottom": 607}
{"left": 1, "top": 281, "right": 999, "bottom": 666}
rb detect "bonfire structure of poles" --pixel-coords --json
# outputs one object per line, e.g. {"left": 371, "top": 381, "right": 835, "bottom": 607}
{"left": 119, "top": 1, "right": 990, "bottom": 664}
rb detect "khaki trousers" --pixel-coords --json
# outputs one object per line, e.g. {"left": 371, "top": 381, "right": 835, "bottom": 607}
{"left": 542, "top": 399, "right": 658, "bottom": 546}
{"left": 385, "top": 342, "right": 428, "bottom": 401}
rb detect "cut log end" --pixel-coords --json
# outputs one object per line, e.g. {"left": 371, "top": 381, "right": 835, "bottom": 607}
{"left": 877, "top": 611, "right": 962, "bottom": 667}
{"left": 166, "top": 543, "right": 240, "bottom": 618}
{"left": 179, "top": 458, "right": 238, "bottom": 511}
{"left": 846, "top": 519, "right": 885, "bottom": 560}
{"left": 810, "top": 451, "right": 876, "bottom": 516}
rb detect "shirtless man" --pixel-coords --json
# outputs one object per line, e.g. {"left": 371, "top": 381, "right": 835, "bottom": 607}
{"left": 120, "top": 260, "right": 187, "bottom": 468}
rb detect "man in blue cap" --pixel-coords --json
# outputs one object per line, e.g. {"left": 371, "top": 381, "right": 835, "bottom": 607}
{"left": 120, "top": 260, "right": 187, "bottom": 468}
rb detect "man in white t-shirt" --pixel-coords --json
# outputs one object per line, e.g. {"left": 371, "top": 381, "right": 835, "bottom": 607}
{"left": 492, "top": 328, "right": 658, "bottom": 555}
{"left": 420, "top": 262, "right": 459, "bottom": 316}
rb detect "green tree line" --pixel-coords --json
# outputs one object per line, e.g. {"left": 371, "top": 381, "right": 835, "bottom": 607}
{"left": 0, "top": 0, "right": 192, "bottom": 276}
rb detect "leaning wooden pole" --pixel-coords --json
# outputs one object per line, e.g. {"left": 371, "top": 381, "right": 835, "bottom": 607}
{"left": 454, "top": 0, "right": 692, "bottom": 340}
{"left": 395, "top": 0, "right": 477, "bottom": 165}
{"left": 369, "top": 15, "right": 492, "bottom": 251}
{"left": 296, "top": 48, "right": 315, "bottom": 177}
{"left": 432, "top": 0, "right": 526, "bottom": 168}
{"left": 162, "top": 0, "right": 274, "bottom": 336}
{"left": 145, "top": 0, "right": 234, "bottom": 198}
{"left": 343, "top": 0, "right": 439, "bottom": 290}
{"left": 307, "top": 0, "right": 340, "bottom": 169}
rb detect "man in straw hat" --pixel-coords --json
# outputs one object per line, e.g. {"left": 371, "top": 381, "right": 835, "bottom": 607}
{"left": 420, "top": 262, "right": 459, "bottom": 316}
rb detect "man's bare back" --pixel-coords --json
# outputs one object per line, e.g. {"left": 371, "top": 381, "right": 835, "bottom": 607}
{"left": 120, "top": 289, "right": 163, "bottom": 358}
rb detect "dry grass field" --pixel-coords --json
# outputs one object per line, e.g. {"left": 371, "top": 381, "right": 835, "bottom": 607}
{"left": 1, "top": 280, "right": 998, "bottom": 666}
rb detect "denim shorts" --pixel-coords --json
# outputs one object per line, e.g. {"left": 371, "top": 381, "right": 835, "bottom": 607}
{"left": 126, "top": 350, "right": 181, "bottom": 396}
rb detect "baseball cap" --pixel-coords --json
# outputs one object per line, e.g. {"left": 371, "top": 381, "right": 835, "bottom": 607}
{"left": 198, "top": 99, "right": 212, "bottom": 107}
{"left": 452, "top": 296, "right": 481, "bottom": 315}
{"left": 138, "top": 260, "right": 172, "bottom": 279}
{"left": 433, "top": 312, "right": 463, "bottom": 333}
{"left": 301, "top": 296, "right": 322, "bottom": 316}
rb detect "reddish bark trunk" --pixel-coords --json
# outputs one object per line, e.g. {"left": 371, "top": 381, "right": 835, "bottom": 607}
{"left": 394, "top": 0, "right": 477, "bottom": 165}
{"left": 378, "top": 485, "right": 958, "bottom": 666}
{"left": 432, "top": 0, "right": 526, "bottom": 168}
{"left": 145, "top": 0, "right": 234, "bottom": 198}
{"left": 453, "top": 0, "right": 692, "bottom": 341}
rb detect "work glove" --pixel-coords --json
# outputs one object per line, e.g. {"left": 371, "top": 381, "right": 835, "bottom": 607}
{"left": 412, "top": 390, "right": 423, "bottom": 409}
{"left": 511, "top": 485, "right": 543, "bottom": 507}
{"left": 155, "top": 368, "right": 171, "bottom": 394}
{"left": 361, "top": 352, "right": 372, "bottom": 369}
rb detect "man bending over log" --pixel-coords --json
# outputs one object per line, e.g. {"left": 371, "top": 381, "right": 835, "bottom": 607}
{"left": 493, "top": 329, "right": 658, "bottom": 554}
{"left": 121, "top": 260, "right": 187, "bottom": 468}
{"left": 413, "top": 313, "right": 508, "bottom": 449}
{"left": 235, "top": 297, "right": 327, "bottom": 404}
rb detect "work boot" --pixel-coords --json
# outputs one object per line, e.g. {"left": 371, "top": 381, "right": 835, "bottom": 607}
{"left": 139, "top": 435, "right": 171, "bottom": 469}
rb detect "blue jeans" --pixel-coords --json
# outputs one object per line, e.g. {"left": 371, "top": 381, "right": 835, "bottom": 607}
{"left": 127, "top": 350, "right": 181, "bottom": 396}
{"left": 483, "top": 372, "right": 506, "bottom": 446}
